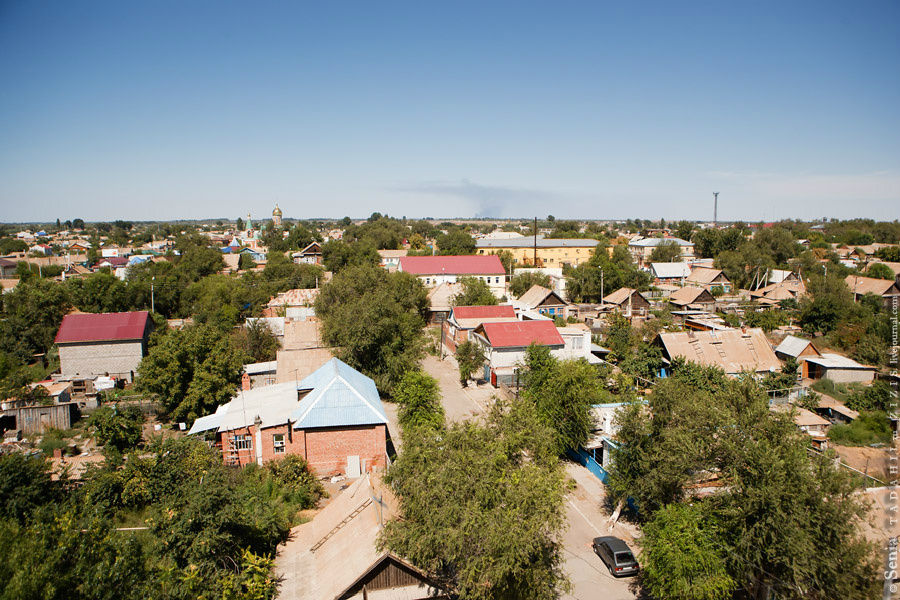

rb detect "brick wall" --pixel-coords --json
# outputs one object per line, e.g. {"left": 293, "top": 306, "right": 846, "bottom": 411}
{"left": 58, "top": 340, "right": 145, "bottom": 381}
{"left": 217, "top": 423, "right": 386, "bottom": 476}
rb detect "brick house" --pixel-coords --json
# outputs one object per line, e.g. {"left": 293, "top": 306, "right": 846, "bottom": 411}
{"left": 189, "top": 358, "right": 388, "bottom": 476}
{"left": 441, "top": 304, "right": 517, "bottom": 353}
{"left": 55, "top": 311, "right": 152, "bottom": 382}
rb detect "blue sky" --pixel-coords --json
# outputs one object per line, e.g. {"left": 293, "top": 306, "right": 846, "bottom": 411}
{"left": 1, "top": 1, "right": 898, "bottom": 222}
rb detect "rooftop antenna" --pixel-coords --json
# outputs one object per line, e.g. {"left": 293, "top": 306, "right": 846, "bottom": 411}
{"left": 713, "top": 192, "right": 719, "bottom": 227}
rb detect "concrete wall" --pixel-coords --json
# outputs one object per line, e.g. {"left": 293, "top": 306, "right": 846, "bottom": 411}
{"left": 58, "top": 340, "right": 145, "bottom": 381}
{"left": 824, "top": 368, "right": 875, "bottom": 384}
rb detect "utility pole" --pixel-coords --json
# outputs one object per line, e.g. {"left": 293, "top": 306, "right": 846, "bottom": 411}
{"left": 713, "top": 192, "right": 719, "bottom": 227}
{"left": 600, "top": 267, "right": 604, "bottom": 303}
{"left": 151, "top": 276, "right": 155, "bottom": 313}
{"left": 533, "top": 216, "right": 538, "bottom": 266}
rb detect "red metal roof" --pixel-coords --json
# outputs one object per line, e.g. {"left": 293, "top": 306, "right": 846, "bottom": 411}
{"left": 452, "top": 305, "right": 516, "bottom": 320}
{"left": 399, "top": 255, "right": 505, "bottom": 275}
{"left": 55, "top": 311, "right": 150, "bottom": 344}
{"left": 477, "top": 320, "right": 564, "bottom": 348}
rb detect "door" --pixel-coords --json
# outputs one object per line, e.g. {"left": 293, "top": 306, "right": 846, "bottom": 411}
{"left": 346, "top": 455, "right": 361, "bottom": 478}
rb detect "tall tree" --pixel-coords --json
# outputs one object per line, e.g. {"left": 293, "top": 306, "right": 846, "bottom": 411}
{"left": 455, "top": 340, "right": 485, "bottom": 387}
{"left": 393, "top": 370, "right": 444, "bottom": 434}
{"left": 136, "top": 324, "right": 244, "bottom": 424}
{"left": 379, "top": 400, "right": 570, "bottom": 600}
{"left": 315, "top": 265, "right": 428, "bottom": 394}
{"left": 451, "top": 277, "right": 498, "bottom": 306}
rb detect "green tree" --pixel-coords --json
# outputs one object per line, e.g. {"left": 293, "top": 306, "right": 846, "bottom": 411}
{"left": 455, "top": 340, "right": 485, "bottom": 387}
{"left": 866, "top": 262, "right": 895, "bottom": 280}
{"left": 315, "top": 265, "right": 428, "bottom": 394}
{"left": 451, "top": 276, "right": 498, "bottom": 306}
{"left": 435, "top": 229, "right": 476, "bottom": 255}
{"left": 379, "top": 400, "right": 570, "bottom": 600}
{"left": 234, "top": 319, "right": 281, "bottom": 363}
{"left": 89, "top": 404, "right": 144, "bottom": 453}
{"left": 649, "top": 239, "right": 683, "bottom": 262}
{"left": 0, "top": 453, "right": 62, "bottom": 523}
{"left": 137, "top": 324, "right": 245, "bottom": 424}
{"left": 321, "top": 240, "right": 379, "bottom": 272}
{"left": 238, "top": 252, "right": 256, "bottom": 270}
{"left": 641, "top": 503, "right": 736, "bottom": 600}
{"left": 521, "top": 344, "right": 603, "bottom": 454}
{"left": 0, "top": 278, "right": 71, "bottom": 361}
{"left": 393, "top": 370, "right": 444, "bottom": 434}
{"left": 509, "top": 271, "right": 551, "bottom": 297}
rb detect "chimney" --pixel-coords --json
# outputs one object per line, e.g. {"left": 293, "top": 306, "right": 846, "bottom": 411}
{"left": 241, "top": 372, "right": 251, "bottom": 391}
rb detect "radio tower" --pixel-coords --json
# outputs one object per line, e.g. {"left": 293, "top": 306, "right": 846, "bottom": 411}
{"left": 713, "top": 192, "right": 719, "bottom": 227}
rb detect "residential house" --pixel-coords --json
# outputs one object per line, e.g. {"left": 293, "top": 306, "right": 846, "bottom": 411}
{"left": 475, "top": 235, "right": 598, "bottom": 267}
{"left": 627, "top": 237, "right": 694, "bottom": 267}
{"left": 803, "top": 353, "right": 876, "bottom": 384}
{"left": 292, "top": 242, "right": 323, "bottom": 265}
{"left": 774, "top": 335, "right": 822, "bottom": 378}
{"left": 398, "top": 255, "right": 506, "bottom": 298}
{"left": 815, "top": 395, "right": 859, "bottom": 425}
{"left": 377, "top": 249, "right": 407, "bottom": 270}
{"left": 242, "top": 361, "right": 278, "bottom": 389}
{"left": 0, "top": 258, "right": 17, "bottom": 278}
{"left": 55, "top": 311, "right": 152, "bottom": 382}
{"left": 274, "top": 474, "right": 447, "bottom": 600}
{"left": 557, "top": 325, "right": 604, "bottom": 364}
{"left": 471, "top": 320, "right": 565, "bottom": 386}
{"left": 685, "top": 267, "right": 732, "bottom": 293}
{"left": 240, "top": 247, "right": 267, "bottom": 263}
{"left": 515, "top": 284, "right": 569, "bottom": 318}
{"left": 189, "top": 358, "right": 388, "bottom": 476}
{"left": 657, "top": 327, "right": 782, "bottom": 377}
{"left": 768, "top": 269, "right": 799, "bottom": 284}
{"left": 750, "top": 278, "right": 807, "bottom": 305}
{"left": 844, "top": 275, "right": 900, "bottom": 308}
{"left": 601, "top": 288, "right": 651, "bottom": 316}
{"left": 668, "top": 286, "right": 716, "bottom": 309}
{"left": 650, "top": 262, "right": 691, "bottom": 285}
{"left": 265, "top": 288, "right": 319, "bottom": 320}
{"left": 442, "top": 304, "right": 517, "bottom": 353}
{"left": 771, "top": 404, "right": 830, "bottom": 449}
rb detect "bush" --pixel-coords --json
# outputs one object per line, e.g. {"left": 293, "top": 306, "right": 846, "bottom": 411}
{"left": 265, "top": 454, "right": 326, "bottom": 509}
{"left": 827, "top": 411, "right": 892, "bottom": 446}
{"left": 89, "top": 404, "right": 144, "bottom": 453}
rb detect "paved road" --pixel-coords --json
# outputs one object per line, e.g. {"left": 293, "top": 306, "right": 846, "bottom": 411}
{"left": 562, "top": 463, "right": 641, "bottom": 600}
{"left": 421, "top": 353, "right": 494, "bottom": 422}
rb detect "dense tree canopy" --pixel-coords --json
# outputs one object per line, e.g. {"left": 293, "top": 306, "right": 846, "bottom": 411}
{"left": 379, "top": 401, "right": 570, "bottom": 600}
{"left": 315, "top": 265, "right": 428, "bottom": 394}
{"left": 137, "top": 324, "right": 245, "bottom": 424}
{"left": 608, "top": 361, "right": 880, "bottom": 599}
{"left": 509, "top": 271, "right": 551, "bottom": 297}
{"left": 566, "top": 243, "right": 649, "bottom": 302}
{"left": 450, "top": 276, "right": 498, "bottom": 306}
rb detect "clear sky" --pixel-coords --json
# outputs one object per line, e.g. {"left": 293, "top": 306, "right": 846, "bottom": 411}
{"left": 1, "top": 1, "right": 898, "bottom": 222}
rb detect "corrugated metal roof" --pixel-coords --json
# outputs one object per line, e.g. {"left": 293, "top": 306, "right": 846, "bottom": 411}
{"left": 629, "top": 237, "right": 692, "bottom": 247}
{"left": 476, "top": 236, "right": 599, "bottom": 248}
{"left": 669, "top": 286, "right": 713, "bottom": 306}
{"left": 452, "top": 305, "right": 516, "bottom": 320}
{"left": 658, "top": 327, "right": 781, "bottom": 374}
{"left": 804, "top": 353, "right": 875, "bottom": 370}
{"left": 844, "top": 275, "right": 900, "bottom": 297}
{"left": 774, "top": 335, "right": 817, "bottom": 358}
{"left": 399, "top": 255, "right": 505, "bottom": 275}
{"left": 55, "top": 311, "right": 150, "bottom": 344}
{"left": 476, "top": 320, "right": 564, "bottom": 348}
{"left": 651, "top": 262, "right": 691, "bottom": 279}
{"left": 188, "top": 358, "right": 387, "bottom": 434}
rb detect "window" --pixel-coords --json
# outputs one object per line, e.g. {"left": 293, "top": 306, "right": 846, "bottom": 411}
{"left": 273, "top": 434, "right": 285, "bottom": 454}
{"left": 233, "top": 434, "right": 252, "bottom": 450}
{"left": 573, "top": 336, "right": 583, "bottom": 350}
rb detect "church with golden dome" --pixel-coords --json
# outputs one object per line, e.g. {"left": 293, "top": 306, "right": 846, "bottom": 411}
{"left": 272, "top": 203, "right": 283, "bottom": 228}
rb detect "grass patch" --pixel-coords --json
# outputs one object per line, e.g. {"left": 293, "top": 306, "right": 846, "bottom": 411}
{"left": 827, "top": 411, "right": 892, "bottom": 447}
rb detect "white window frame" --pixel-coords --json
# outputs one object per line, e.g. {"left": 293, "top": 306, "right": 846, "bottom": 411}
{"left": 273, "top": 433, "right": 285, "bottom": 454}
{"left": 233, "top": 434, "right": 252, "bottom": 450}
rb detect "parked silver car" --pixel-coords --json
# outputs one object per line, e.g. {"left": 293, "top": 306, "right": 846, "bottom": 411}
{"left": 592, "top": 536, "right": 639, "bottom": 577}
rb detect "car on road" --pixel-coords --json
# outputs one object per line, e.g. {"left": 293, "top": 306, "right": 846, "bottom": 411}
{"left": 592, "top": 536, "right": 639, "bottom": 577}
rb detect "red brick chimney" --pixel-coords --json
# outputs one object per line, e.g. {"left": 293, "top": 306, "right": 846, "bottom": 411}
{"left": 241, "top": 372, "right": 251, "bottom": 391}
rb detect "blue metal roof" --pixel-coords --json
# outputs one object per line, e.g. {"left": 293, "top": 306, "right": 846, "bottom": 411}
{"left": 290, "top": 358, "right": 387, "bottom": 429}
